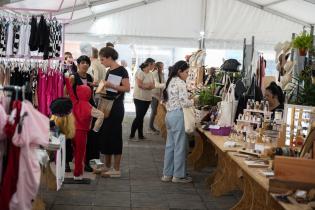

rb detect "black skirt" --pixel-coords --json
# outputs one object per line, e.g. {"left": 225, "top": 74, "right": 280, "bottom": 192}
{"left": 98, "top": 99, "right": 125, "bottom": 155}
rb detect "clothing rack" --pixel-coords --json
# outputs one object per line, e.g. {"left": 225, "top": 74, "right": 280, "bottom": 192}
{"left": 0, "top": 0, "right": 76, "bottom": 62}
{"left": 0, "top": 57, "right": 63, "bottom": 70}
{"left": 0, "top": 84, "right": 26, "bottom": 99}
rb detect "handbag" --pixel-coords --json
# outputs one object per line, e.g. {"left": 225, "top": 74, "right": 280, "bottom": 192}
{"left": 97, "top": 95, "right": 114, "bottom": 118}
{"left": 217, "top": 83, "right": 238, "bottom": 127}
{"left": 183, "top": 107, "right": 196, "bottom": 134}
{"left": 95, "top": 71, "right": 121, "bottom": 118}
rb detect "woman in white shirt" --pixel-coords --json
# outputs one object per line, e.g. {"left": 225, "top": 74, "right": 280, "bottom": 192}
{"left": 130, "top": 58, "right": 155, "bottom": 140}
{"left": 161, "top": 60, "right": 193, "bottom": 183}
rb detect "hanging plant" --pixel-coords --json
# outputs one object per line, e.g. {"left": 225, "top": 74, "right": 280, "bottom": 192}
{"left": 292, "top": 32, "right": 313, "bottom": 56}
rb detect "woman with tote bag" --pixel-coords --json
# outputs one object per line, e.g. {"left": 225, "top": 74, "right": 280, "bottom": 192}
{"left": 161, "top": 60, "right": 194, "bottom": 183}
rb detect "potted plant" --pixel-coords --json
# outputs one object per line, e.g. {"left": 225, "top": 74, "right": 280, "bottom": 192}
{"left": 292, "top": 32, "right": 313, "bottom": 56}
{"left": 197, "top": 83, "right": 221, "bottom": 107}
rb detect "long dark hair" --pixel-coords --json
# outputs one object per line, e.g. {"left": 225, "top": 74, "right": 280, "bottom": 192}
{"left": 163, "top": 60, "right": 189, "bottom": 102}
{"left": 266, "top": 82, "right": 284, "bottom": 104}
{"left": 139, "top": 58, "right": 155, "bottom": 70}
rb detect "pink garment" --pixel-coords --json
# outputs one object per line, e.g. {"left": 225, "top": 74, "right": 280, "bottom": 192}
{"left": 55, "top": 71, "right": 61, "bottom": 98}
{"left": 10, "top": 101, "right": 49, "bottom": 210}
{"left": 0, "top": 105, "right": 8, "bottom": 183}
{"left": 46, "top": 69, "right": 53, "bottom": 116}
{"left": 57, "top": 72, "right": 64, "bottom": 98}
{"left": 0, "top": 104, "right": 7, "bottom": 140}
{"left": 37, "top": 69, "right": 48, "bottom": 115}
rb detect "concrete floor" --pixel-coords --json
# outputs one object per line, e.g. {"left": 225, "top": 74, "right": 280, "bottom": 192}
{"left": 41, "top": 112, "right": 242, "bottom": 210}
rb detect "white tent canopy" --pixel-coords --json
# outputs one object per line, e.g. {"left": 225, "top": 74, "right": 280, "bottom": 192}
{"left": 2, "top": 0, "right": 315, "bottom": 49}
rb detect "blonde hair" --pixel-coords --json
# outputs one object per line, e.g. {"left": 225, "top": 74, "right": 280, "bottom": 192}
{"left": 51, "top": 113, "right": 76, "bottom": 139}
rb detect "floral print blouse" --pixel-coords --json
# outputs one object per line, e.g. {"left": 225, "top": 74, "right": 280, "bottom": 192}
{"left": 165, "top": 77, "right": 193, "bottom": 112}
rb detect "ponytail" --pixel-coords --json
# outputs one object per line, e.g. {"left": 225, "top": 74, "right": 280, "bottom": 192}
{"left": 139, "top": 62, "right": 149, "bottom": 70}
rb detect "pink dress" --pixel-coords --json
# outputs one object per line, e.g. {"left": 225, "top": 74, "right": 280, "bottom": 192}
{"left": 57, "top": 71, "right": 64, "bottom": 98}
{"left": 9, "top": 101, "right": 49, "bottom": 210}
{"left": 46, "top": 69, "right": 53, "bottom": 116}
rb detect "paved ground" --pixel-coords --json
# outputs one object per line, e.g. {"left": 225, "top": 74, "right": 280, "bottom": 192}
{"left": 40, "top": 113, "right": 242, "bottom": 210}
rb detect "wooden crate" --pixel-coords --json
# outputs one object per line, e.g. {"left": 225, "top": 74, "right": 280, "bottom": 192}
{"left": 274, "top": 156, "right": 315, "bottom": 184}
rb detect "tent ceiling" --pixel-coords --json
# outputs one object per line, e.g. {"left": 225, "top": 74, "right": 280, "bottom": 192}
{"left": 1, "top": 0, "right": 315, "bottom": 48}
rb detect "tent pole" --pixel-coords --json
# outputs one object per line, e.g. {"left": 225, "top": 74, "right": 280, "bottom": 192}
{"left": 242, "top": 38, "right": 246, "bottom": 77}
{"left": 309, "top": 25, "right": 314, "bottom": 66}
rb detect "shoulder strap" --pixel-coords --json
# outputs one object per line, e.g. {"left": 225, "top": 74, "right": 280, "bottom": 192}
{"left": 87, "top": 73, "right": 93, "bottom": 82}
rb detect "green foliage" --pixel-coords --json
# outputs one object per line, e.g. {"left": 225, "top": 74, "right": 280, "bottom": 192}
{"left": 292, "top": 32, "right": 313, "bottom": 49}
{"left": 198, "top": 83, "right": 221, "bottom": 106}
{"left": 286, "top": 65, "right": 315, "bottom": 106}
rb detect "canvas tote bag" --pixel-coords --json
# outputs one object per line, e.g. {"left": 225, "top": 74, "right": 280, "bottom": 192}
{"left": 217, "top": 83, "right": 238, "bottom": 127}
{"left": 183, "top": 107, "right": 196, "bottom": 134}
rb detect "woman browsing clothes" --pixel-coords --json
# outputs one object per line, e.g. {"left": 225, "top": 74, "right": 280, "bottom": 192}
{"left": 129, "top": 58, "right": 155, "bottom": 140}
{"left": 161, "top": 60, "right": 193, "bottom": 183}
{"left": 96, "top": 47, "right": 130, "bottom": 178}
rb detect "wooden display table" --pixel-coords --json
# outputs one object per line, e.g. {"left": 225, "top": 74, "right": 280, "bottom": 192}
{"left": 193, "top": 127, "right": 310, "bottom": 210}
{"left": 188, "top": 128, "right": 217, "bottom": 171}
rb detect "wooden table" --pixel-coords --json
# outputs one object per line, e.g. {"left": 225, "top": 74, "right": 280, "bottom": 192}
{"left": 189, "top": 128, "right": 240, "bottom": 196}
{"left": 187, "top": 128, "right": 217, "bottom": 171}
{"left": 193, "top": 127, "right": 310, "bottom": 210}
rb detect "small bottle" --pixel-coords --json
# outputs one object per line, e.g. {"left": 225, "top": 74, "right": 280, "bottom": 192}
{"left": 255, "top": 101, "right": 260, "bottom": 110}
{"left": 238, "top": 114, "right": 242, "bottom": 120}
{"left": 264, "top": 101, "right": 269, "bottom": 112}
{"left": 250, "top": 99, "right": 255, "bottom": 109}
{"left": 259, "top": 101, "right": 264, "bottom": 111}
{"left": 246, "top": 100, "right": 251, "bottom": 109}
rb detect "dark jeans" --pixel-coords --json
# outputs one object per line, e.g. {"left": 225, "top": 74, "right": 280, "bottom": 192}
{"left": 149, "top": 97, "right": 159, "bottom": 130}
{"left": 130, "top": 99, "right": 151, "bottom": 137}
{"left": 85, "top": 118, "right": 100, "bottom": 164}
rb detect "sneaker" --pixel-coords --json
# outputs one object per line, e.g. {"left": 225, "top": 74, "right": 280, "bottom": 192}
{"left": 90, "top": 159, "right": 104, "bottom": 166}
{"left": 149, "top": 128, "right": 160, "bottom": 135}
{"left": 129, "top": 138, "right": 140, "bottom": 142}
{"left": 161, "top": 175, "right": 172, "bottom": 182}
{"left": 65, "top": 163, "right": 71, "bottom": 172}
{"left": 93, "top": 166, "right": 110, "bottom": 174}
{"left": 172, "top": 176, "right": 193, "bottom": 183}
{"left": 73, "top": 175, "right": 83, "bottom": 181}
{"left": 84, "top": 164, "right": 93, "bottom": 172}
{"left": 138, "top": 136, "right": 146, "bottom": 140}
{"left": 101, "top": 168, "right": 121, "bottom": 178}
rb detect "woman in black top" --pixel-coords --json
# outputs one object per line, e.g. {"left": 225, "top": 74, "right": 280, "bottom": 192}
{"left": 97, "top": 47, "right": 130, "bottom": 178}
{"left": 265, "top": 82, "right": 284, "bottom": 118}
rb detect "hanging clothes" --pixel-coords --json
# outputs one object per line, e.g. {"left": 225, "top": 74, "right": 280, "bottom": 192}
{"left": 5, "top": 22, "right": 13, "bottom": 56}
{"left": 0, "top": 19, "right": 8, "bottom": 57}
{"left": 28, "top": 16, "right": 37, "bottom": 52}
{"left": 9, "top": 100, "right": 49, "bottom": 210}
{"left": 12, "top": 23, "right": 20, "bottom": 55}
{"left": 0, "top": 14, "right": 62, "bottom": 59}
{"left": 0, "top": 100, "right": 22, "bottom": 210}
{"left": 0, "top": 104, "right": 8, "bottom": 183}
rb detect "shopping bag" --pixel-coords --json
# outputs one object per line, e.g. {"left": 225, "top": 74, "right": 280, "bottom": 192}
{"left": 97, "top": 97, "right": 114, "bottom": 118}
{"left": 217, "top": 83, "right": 238, "bottom": 127}
{"left": 183, "top": 107, "right": 196, "bottom": 134}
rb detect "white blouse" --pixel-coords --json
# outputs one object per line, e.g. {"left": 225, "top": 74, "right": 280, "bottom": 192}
{"left": 165, "top": 77, "right": 193, "bottom": 112}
